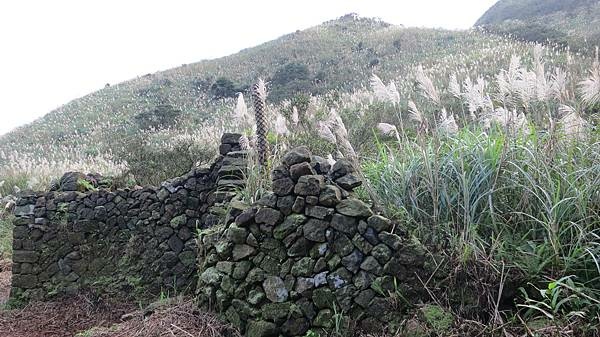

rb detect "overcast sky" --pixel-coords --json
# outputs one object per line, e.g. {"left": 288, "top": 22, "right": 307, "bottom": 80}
{"left": 0, "top": 0, "right": 497, "bottom": 135}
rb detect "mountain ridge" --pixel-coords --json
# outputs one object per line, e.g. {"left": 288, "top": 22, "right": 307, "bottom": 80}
{"left": 475, "top": 0, "right": 600, "bottom": 49}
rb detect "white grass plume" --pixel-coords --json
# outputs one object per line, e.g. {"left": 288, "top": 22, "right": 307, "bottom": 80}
{"left": 559, "top": 105, "right": 588, "bottom": 140}
{"left": 579, "top": 67, "right": 600, "bottom": 106}
{"left": 415, "top": 65, "right": 441, "bottom": 105}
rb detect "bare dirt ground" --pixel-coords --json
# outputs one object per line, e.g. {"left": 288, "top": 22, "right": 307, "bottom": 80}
{"left": 0, "top": 259, "right": 235, "bottom": 337}
{"left": 0, "top": 259, "right": 136, "bottom": 337}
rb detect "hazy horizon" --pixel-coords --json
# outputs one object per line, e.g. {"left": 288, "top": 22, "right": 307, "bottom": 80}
{"left": 0, "top": 0, "right": 496, "bottom": 136}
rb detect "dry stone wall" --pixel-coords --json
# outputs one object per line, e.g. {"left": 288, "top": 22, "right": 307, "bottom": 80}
{"left": 10, "top": 134, "right": 247, "bottom": 302}
{"left": 197, "top": 147, "right": 428, "bottom": 337}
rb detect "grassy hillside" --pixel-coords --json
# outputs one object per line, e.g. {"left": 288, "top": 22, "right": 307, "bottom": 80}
{"left": 476, "top": 0, "right": 600, "bottom": 50}
{"left": 0, "top": 14, "right": 553, "bottom": 189}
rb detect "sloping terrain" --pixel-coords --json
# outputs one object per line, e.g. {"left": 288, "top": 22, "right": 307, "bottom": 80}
{"left": 0, "top": 15, "right": 533, "bottom": 186}
{"left": 476, "top": 0, "right": 600, "bottom": 49}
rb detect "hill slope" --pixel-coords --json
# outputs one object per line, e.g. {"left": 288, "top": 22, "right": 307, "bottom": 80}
{"left": 476, "top": 0, "right": 600, "bottom": 49}
{"left": 0, "top": 14, "right": 592, "bottom": 191}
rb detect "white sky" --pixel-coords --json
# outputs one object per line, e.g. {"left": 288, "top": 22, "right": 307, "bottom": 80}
{"left": 0, "top": 0, "right": 497, "bottom": 135}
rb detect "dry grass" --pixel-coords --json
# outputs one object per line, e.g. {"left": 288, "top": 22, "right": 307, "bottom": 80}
{"left": 0, "top": 292, "right": 135, "bottom": 337}
{"left": 82, "top": 297, "right": 240, "bottom": 337}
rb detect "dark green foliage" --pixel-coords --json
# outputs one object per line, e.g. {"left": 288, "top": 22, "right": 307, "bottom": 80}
{"left": 115, "top": 133, "right": 214, "bottom": 186}
{"left": 289, "top": 94, "right": 311, "bottom": 117}
{"left": 133, "top": 104, "right": 182, "bottom": 130}
{"left": 210, "top": 77, "right": 239, "bottom": 100}
{"left": 268, "top": 63, "right": 313, "bottom": 102}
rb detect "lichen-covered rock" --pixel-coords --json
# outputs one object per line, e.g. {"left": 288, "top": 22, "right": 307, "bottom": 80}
{"left": 274, "top": 214, "right": 306, "bottom": 240}
{"left": 336, "top": 199, "right": 373, "bottom": 217}
{"left": 263, "top": 276, "right": 289, "bottom": 303}
{"left": 247, "top": 320, "right": 279, "bottom": 337}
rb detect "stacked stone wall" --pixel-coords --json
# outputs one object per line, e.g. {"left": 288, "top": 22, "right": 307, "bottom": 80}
{"left": 197, "top": 147, "right": 428, "bottom": 337}
{"left": 10, "top": 134, "right": 247, "bottom": 301}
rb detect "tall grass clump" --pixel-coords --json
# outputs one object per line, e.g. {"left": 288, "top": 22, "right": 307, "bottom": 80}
{"left": 363, "top": 127, "right": 600, "bottom": 328}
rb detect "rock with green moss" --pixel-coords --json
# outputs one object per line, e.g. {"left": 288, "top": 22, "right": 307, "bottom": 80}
{"left": 246, "top": 320, "right": 279, "bottom": 337}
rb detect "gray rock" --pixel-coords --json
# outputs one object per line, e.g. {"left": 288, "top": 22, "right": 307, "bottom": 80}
{"left": 341, "top": 249, "right": 364, "bottom": 273}
{"left": 274, "top": 214, "right": 306, "bottom": 240}
{"left": 271, "top": 165, "right": 290, "bottom": 181}
{"left": 314, "top": 271, "right": 328, "bottom": 287}
{"left": 290, "top": 162, "right": 316, "bottom": 181}
{"left": 282, "top": 318, "right": 310, "bottom": 336}
{"left": 332, "top": 233, "right": 353, "bottom": 256}
{"left": 232, "top": 244, "right": 256, "bottom": 261}
{"left": 14, "top": 204, "right": 35, "bottom": 217}
{"left": 335, "top": 174, "right": 362, "bottom": 190}
{"left": 311, "top": 155, "right": 331, "bottom": 174}
{"left": 216, "top": 261, "right": 234, "bottom": 275}
{"left": 255, "top": 208, "right": 283, "bottom": 226}
{"left": 303, "top": 219, "right": 329, "bottom": 242}
{"left": 364, "top": 227, "right": 380, "bottom": 245}
{"left": 291, "top": 197, "right": 305, "bottom": 214}
{"left": 336, "top": 198, "right": 373, "bottom": 217}
{"left": 170, "top": 214, "right": 187, "bottom": 228}
{"left": 294, "top": 175, "right": 324, "bottom": 196}
{"left": 327, "top": 268, "right": 352, "bottom": 289}
{"left": 168, "top": 235, "right": 184, "bottom": 253}
{"left": 282, "top": 146, "right": 311, "bottom": 166}
{"left": 235, "top": 207, "right": 257, "bottom": 227}
{"left": 360, "top": 256, "right": 382, "bottom": 275}
{"left": 355, "top": 289, "right": 376, "bottom": 308}
{"left": 221, "top": 133, "right": 242, "bottom": 145}
{"left": 227, "top": 225, "right": 248, "bottom": 244}
{"left": 305, "top": 205, "right": 334, "bottom": 219}
{"left": 367, "top": 215, "right": 392, "bottom": 232}
{"left": 330, "top": 158, "right": 355, "bottom": 180}
{"left": 352, "top": 234, "right": 373, "bottom": 254}
{"left": 12, "top": 250, "right": 39, "bottom": 263}
{"left": 257, "top": 192, "right": 278, "bottom": 208}
{"left": 305, "top": 195, "right": 319, "bottom": 205}
{"left": 295, "top": 277, "right": 315, "bottom": 293}
{"left": 276, "top": 195, "right": 295, "bottom": 215}
{"left": 263, "top": 276, "right": 289, "bottom": 303}
{"left": 313, "top": 288, "right": 336, "bottom": 309}
{"left": 330, "top": 213, "right": 358, "bottom": 235}
{"left": 272, "top": 178, "right": 295, "bottom": 196}
{"left": 353, "top": 270, "right": 375, "bottom": 290}
{"left": 319, "top": 185, "right": 342, "bottom": 207}
{"left": 232, "top": 261, "right": 253, "bottom": 280}
{"left": 288, "top": 238, "right": 310, "bottom": 257}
